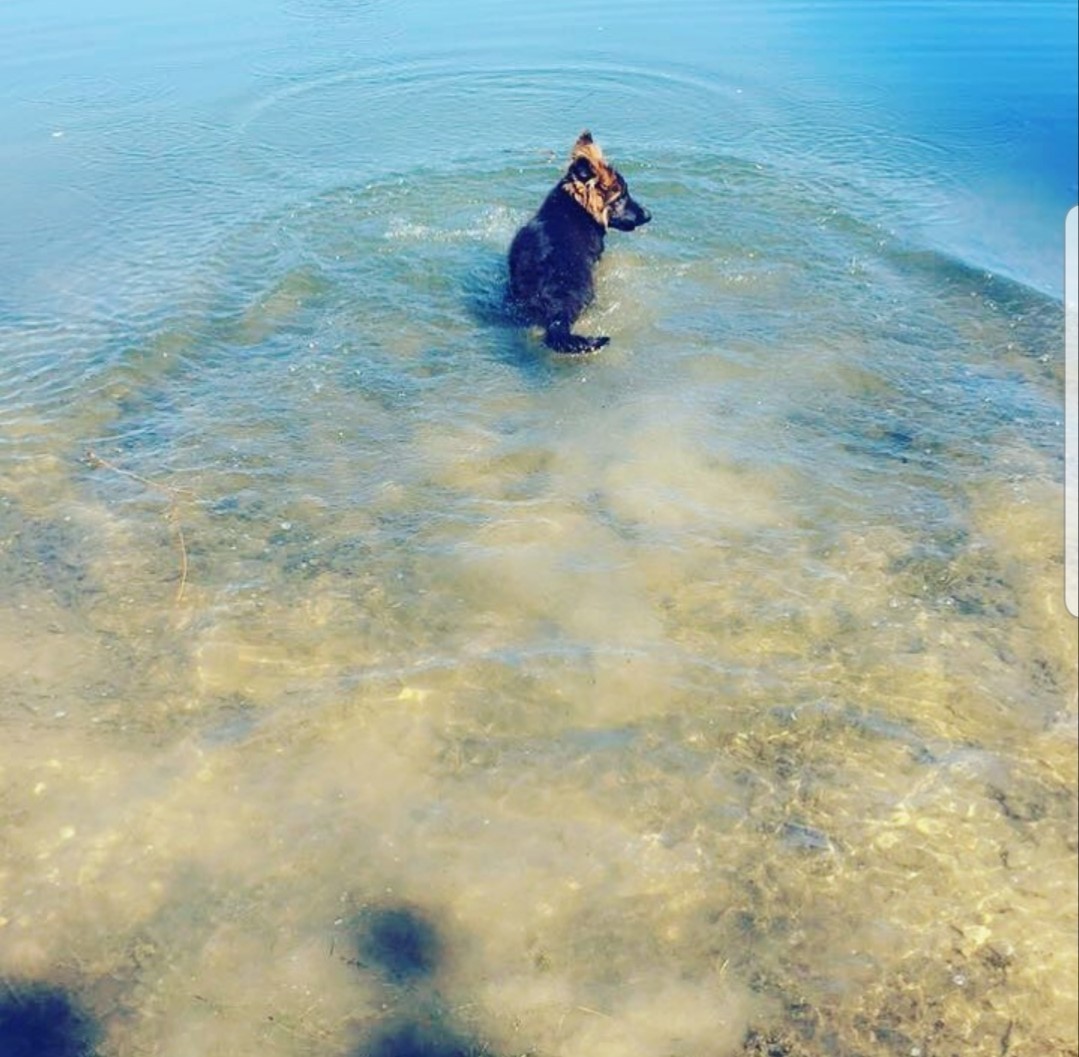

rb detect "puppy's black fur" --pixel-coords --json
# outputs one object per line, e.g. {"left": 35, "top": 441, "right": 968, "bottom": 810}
{"left": 508, "top": 131, "right": 651, "bottom": 354}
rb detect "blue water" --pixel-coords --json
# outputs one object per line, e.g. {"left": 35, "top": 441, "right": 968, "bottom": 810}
{"left": 0, "top": 3, "right": 1076, "bottom": 1056}
{"left": 1, "top": 0, "right": 1075, "bottom": 313}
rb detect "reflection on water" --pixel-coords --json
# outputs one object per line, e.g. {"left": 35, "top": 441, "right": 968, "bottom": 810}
{"left": 1, "top": 1, "right": 1076, "bottom": 1055}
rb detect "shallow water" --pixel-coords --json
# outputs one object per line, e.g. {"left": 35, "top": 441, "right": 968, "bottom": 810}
{"left": 1, "top": 2, "right": 1077, "bottom": 1055}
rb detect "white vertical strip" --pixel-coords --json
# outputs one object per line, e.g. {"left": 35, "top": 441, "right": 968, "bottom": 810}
{"left": 1065, "top": 206, "right": 1077, "bottom": 617}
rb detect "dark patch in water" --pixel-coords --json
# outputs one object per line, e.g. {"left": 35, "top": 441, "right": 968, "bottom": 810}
{"left": 988, "top": 784, "right": 1049, "bottom": 824}
{"left": 342, "top": 905, "right": 507, "bottom": 1055}
{"left": 461, "top": 248, "right": 515, "bottom": 330}
{"left": 778, "top": 820, "right": 835, "bottom": 853}
{"left": 890, "top": 537, "right": 1020, "bottom": 620}
{"left": 742, "top": 1026, "right": 815, "bottom": 1056}
{"left": 199, "top": 696, "right": 259, "bottom": 746}
{"left": 351, "top": 904, "right": 442, "bottom": 985}
{"left": 0, "top": 501, "right": 98, "bottom": 608}
{"left": 360, "top": 1018, "right": 490, "bottom": 1057}
{"left": 0, "top": 981, "right": 100, "bottom": 1057}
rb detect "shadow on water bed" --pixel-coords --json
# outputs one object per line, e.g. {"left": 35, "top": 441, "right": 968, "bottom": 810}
{"left": 344, "top": 904, "right": 500, "bottom": 1057}
{"left": 0, "top": 981, "right": 100, "bottom": 1057}
{"left": 349, "top": 904, "right": 443, "bottom": 986}
{"left": 360, "top": 1018, "right": 494, "bottom": 1057}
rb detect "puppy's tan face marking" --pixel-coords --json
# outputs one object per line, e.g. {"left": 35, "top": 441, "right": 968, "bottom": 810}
{"left": 561, "top": 130, "right": 626, "bottom": 228}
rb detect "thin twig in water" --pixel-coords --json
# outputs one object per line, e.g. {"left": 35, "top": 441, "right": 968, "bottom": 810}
{"left": 999, "top": 1020, "right": 1014, "bottom": 1056}
{"left": 168, "top": 507, "right": 189, "bottom": 604}
{"left": 85, "top": 449, "right": 191, "bottom": 604}
{"left": 85, "top": 450, "right": 196, "bottom": 498}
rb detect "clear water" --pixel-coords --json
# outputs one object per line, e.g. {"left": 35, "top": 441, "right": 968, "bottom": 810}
{"left": 0, "top": 2, "right": 1076, "bottom": 1056}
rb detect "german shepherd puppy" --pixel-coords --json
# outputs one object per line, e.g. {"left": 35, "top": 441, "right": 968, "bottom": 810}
{"left": 508, "top": 131, "right": 651, "bottom": 353}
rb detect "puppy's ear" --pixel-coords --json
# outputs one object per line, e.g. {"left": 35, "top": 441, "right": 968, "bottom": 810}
{"left": 574, "top": 130, "right": 594, "bottom": 150}
{"left": 569, "top": 155, "right": 595, "bottom": 183}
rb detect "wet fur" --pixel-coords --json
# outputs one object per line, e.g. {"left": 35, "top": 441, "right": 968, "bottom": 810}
{"left": 507, "top": 131, "right": 651, "bottom": 354}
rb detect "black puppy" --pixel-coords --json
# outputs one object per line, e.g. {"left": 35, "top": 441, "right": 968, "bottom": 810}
{"left": 508, "top": 131, "right": 651, "bottom": 354}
